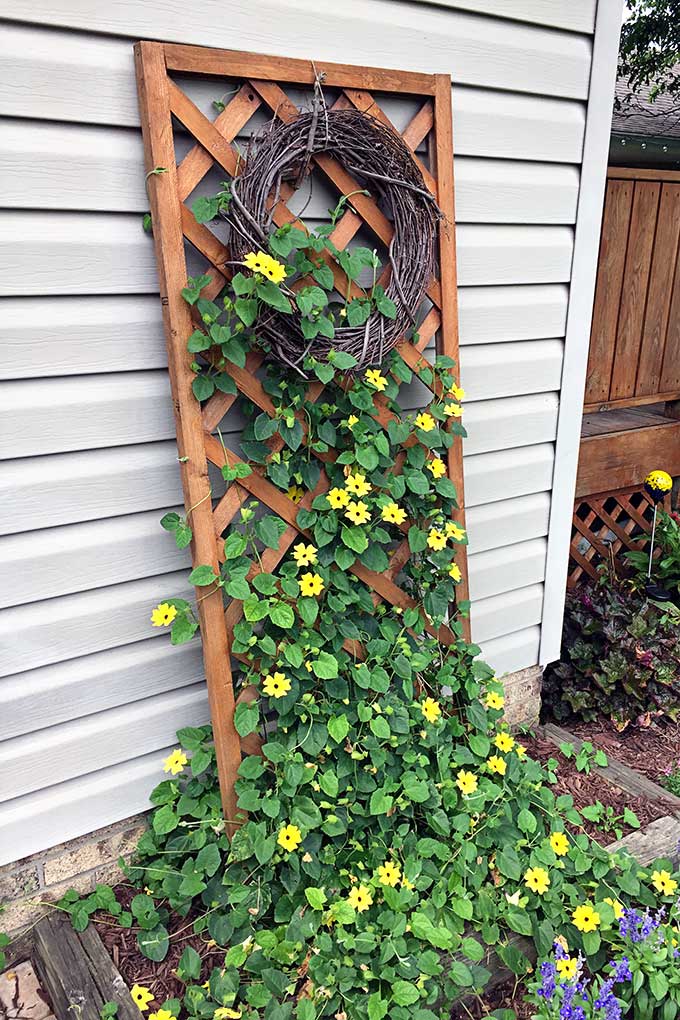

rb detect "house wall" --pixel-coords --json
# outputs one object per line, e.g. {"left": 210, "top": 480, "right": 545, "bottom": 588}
{"left": 0, "top": 0, "right": 620, "bottom": 866}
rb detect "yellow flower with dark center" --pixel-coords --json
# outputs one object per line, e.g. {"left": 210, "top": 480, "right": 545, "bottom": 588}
{"left": 401, "top": 876, "right": 415, "bottom": 890}
{"left": 292, "top": 542, "right": 317, "bottom": 568}
{"left": 414, "top": 412, "right": 436, "bottom": 432}
{"left": 420, "top": 697, "right": 441, "bottom": 723}
{"left": 445, "top": 521, "right": 466, "bottom": 541}
{"left": 214, "top": 1010, "right": 242, "bottom": 1020}
{"left": 163, "top": 748, "right": 188, "bottom": 776}
{"left": 130, "top": 985, "right": 155, "bottom": 1012}
{"left": 456, "top": 769, "right": 478, "bottom": 795}
{"left": 149, "top": 1011, "right": 176, "bottom": 1020}
{"left": 243, "top": 250, "right": 286, "bottom": 284}
{"left": 287, "top": 484, "right": 305, "bottom": 503}
{"left": 549, "top": 831, "right": 569, "bottom": 857}
{"left": 345, "top": 501, "right": 371, "bottom": 525}
{"left": 345, "top": 472, "right": 372, "bottom": 497}
{"left": 277, "top": 824, "right": 303, "bottom": 852}
{"left": 556, "top": 958, "right": 578, "bottom": 981}
{"left": 381, "top": 502, "right": 407, "bottom": 526}
{"left": 299, "top": 572, "right": 325, "bottom": 597}
{"left": 485, "top": 692, "right": 505, "bottom": 711}
{"left": 427, "top": 457, "right": 447, "bottom": 479}
{"left": 243, "top": 251, "right": 265, "bottom": 273}
{"left": 487, "top": 755, "right": 507, "bottom": 776}
{"left": 444, "top": 402, "right": 463, "bottom": 418}
{"left": 572, "top": 903, "right": 601, "bottom": 932}
{"left": 524, "top": 866, "right": 550, "bottom": 895}
{"left": 515, "top": 743, "right": 527, "bottom": 758}
{"left": 449, "top": 384, "right": 465, "bottom": 402}
{"left": 604, "top": 897, "right": 624, "bottom": 920}
{"left": 652, "top": 869, "right": 678, "bottom": 896}
{"left": 449, "top": 563, "right": 462, "bottom": 582}
{"left": 377, "top": 861, "right": 401, "bottom": 887}
{"left": 347, "top": 885, "right": 373, "bottom": 912}
{"left": 150, "top": 602, "right": 177, "bottom": 628}
{"left": 263, "top": 672, "right": 291, "bottom": 699}
{"left": 327, "top": 487, "right": 351, "bottom": 509}
{"left": 494, "top": 731, "right": 515, "bottom": 753}
{"left": 347, "top": 415, "right": 359, "bottom": 429}
{"left": 365, "top": 369, "right": 388, "bottom": 391}
{"left": 261, "top": 256, "right": 287, "bottom": 285}
{"left": 427, "top": 528, "right": 447, "bottom": 551}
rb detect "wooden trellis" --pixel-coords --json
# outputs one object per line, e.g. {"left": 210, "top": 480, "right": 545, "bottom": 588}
{"left": 567, "top": 485, "right": 671, "bottom": 589}
{"left": 135, "top": 41, "right": 468, "bottom": 826}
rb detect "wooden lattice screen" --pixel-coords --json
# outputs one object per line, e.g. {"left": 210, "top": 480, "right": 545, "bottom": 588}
{"left": 135, "top": 41, "right": 468, "bottom": 826}
{"left": 568, "top": 484, "right": 670, "bottom": 589}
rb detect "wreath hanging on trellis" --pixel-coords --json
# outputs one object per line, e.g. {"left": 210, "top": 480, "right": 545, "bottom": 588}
{"left": 221, "top": 103, "right": 441, "bottom": 373}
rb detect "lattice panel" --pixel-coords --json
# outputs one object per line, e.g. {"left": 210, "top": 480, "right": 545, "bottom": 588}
{"left": 135, "top": 42, "right": 467, "bottom": 824}
{"left": 568, "top": 485, "right": 671, "bottom": 589}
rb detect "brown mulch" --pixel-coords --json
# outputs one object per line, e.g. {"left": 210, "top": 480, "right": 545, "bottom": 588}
{"left": 451, "top": 977, "right": 534, "bottom": 1018}
{"left": 96, "top": 885, "right": 223, "bottom": 1006}
{"left": 569, "top": 717, "right": 680, "bottom": 788}
{"left": 522, "top": 733, "right": 674, "bottom": 841}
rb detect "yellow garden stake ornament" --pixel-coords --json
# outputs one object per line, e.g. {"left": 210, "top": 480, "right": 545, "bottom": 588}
{"left": 643, "top": 469, "right": 673, "bottom": 598}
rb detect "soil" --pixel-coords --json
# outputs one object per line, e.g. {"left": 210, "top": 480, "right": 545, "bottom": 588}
{"left": 568, "top": 717, "right": 680, "bottom": 789}
{"left": 450, "top": 977, "right": 534, "bottom": 1018}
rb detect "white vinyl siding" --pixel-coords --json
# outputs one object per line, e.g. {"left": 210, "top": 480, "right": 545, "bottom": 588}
{"left": 0, "top": 0, "right": 617, "bottom": 863}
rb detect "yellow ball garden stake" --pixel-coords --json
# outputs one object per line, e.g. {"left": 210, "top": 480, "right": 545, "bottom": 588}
{"left": 643, "top": 469, "right": 673, "bottom": 592}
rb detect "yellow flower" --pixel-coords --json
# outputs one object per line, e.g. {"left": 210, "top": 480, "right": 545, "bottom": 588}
{"left": 263, "top": 672, "right": 292, "bottom": 699}
{"left": 549, "top": 831, "right": 569, "bottom": 857}
{"left": 556, "top": 958, "right": 578, "bottom": 981}
{"left": 524, "top": 867, "right": 550, "bottom": 895}
{"left": 444, "top": 521, "right": 466, "bottom": 541}
{"left": 347, "top": 885, "right": 373, "bottom": 912}
{"left": 456, "top": 769, "right": 478, "bottom": 796}
{"left": 444, "top": 402, "right": 463, "bottom": 418}
{"left": 304, "top": 660, "right": 313, "bottom": 672}
{"left": 149, "top": 1011, "right": 176, "bottom": 1020}
{"left": 377, "top": 861, "right": 401, "bottom": 887}
{"left": 345, "top": 472, "right": 372, "bottom": 497}
{"left": 505, "top": 890, "right": 521, "bottom": 906}
{"left": 287, "top": 484, "right": 305, "bottom": 503}
{"left": 604, "top": 897, "right": 624, "bottom": 920}
{"left": 243, "top": 250, "right": 286, "bottom": 284}
{"left": 572, "top": 903, "right": 601, "bottom": 933}
{"left": 420, "top": 697, "right": 441, "bottom": 723}
{"left": 427, "top": 528, "right": 447, "bottom": 550}
{"left": 292, "top": 542, "right": 317, "bottom": 568}
{"left": 652, "top": 869, "right": 678, "bottom": 896}
{"left": 494, "top": 732, "right": 515, "bottom": 753}
{"left": 426, "top": 457, "right": 447, "bottom": 479}
{"left": 243, "top": 251, "right": 265, "bottom": 273}
{"left": 130, "top": 986, "right": 155, "bottom": 1012}
{"left": 150, "top": 602, "right": 177, "bottom": 627}
{"left": 277, "top": 824, "right": 303, "bottom": 852}
{"left": 299, "top": 572, "right": 325, "bottom": 597}
{"left": 365, "top": 369, "right": 388, "bottom": 391}
{"left": 449, "top": 384, "right": 466, "bottom": 402}
{"left": 401, "top": 876, "right": 415, "bottom": 890}
{"left": 448, "top": 563, "right": 462, "bottom": 582}
{"left": 645, "top": 469, "right": 673, "bottom": 493}
{"left": 487, "top": 755, "right": 507, "bottom": 776}
{"left": 414, "top": 412, "right": 436, "bottom": 432}
{"left": 327, "top": 487, "right": 351, "bottom": 509}
{"left": 163, "top": 748, "right": 188, "bottom": 776}
{"left": 515, "top": 744, "right": 527, "bottom": 758}
{"left": 345, "top": 501, "right": 371, "bottom": 525}
{"left": 347, "top": 415, "right": 359, "bottom": 429}
{"left": 214, "top": 1011, "right": 242, "bottom": 1020}
{"left": 381, "top": 502, "right": 407, "bottom": 526}
{"left": 485, "top": 692, "right": 505, "bottom": 711}
{"left": 261, "top": 256, "right": 287, "bottom": 285}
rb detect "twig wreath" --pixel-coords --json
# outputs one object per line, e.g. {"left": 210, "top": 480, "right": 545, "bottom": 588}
{"left": 222, "top": 104, "right": 441, "bottom": 373}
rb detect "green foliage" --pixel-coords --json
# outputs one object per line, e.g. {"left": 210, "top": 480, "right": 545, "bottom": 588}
{"left": 543, "top": 572, "right": 680, "bottom": 728}
{"left": 618, "top": 1, "right": 680, "bottom": 110}
{"left": 559, "top": 740, "right": 608, "bottom": 775}
{"left": 625, "top": 510, "right": 680, "bottom": 601}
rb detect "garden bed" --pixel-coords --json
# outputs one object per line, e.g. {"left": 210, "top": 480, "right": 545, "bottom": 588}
{"left": 569, "top": 717, "right": 680, "bottom": 789}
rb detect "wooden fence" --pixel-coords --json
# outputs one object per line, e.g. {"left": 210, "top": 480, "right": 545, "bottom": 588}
{"left": 135, "top": 42, "right": 468, "bottom": 822}
{"left": 585, "top": 167, "right": 680, "bottom": 413}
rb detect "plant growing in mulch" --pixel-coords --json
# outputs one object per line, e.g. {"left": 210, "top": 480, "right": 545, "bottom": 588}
{"left": 626, "top": 509, "right": 680, "bottom": 603}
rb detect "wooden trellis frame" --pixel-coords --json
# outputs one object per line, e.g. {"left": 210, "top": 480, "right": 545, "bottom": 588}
{"left": 135, "top": 41, "right": 468, "bottom": 826}
{"left": 568, "top": 485, "right": 671, "bottom": 589}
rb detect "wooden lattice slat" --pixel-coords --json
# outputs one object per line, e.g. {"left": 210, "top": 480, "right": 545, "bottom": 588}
{"left": 135, "top": 42, "right": 468, "bottom": 825}
{"left": 567, "top": 484, "right": 671, "bottom": 589}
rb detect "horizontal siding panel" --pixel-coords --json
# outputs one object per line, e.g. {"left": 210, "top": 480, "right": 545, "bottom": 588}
{"left": 470, "top": 583, "right": 544, "bottom": 643}
{"left": 0, "top": 638, "right": 205, "bottom": 741}
{"left": 480, "top": 625, "right": 541, "bottom": 675}
{"left": 461, "top": 339, "right": 563, "bottom": 400}
{"left": 2, "top": 5, "right": 592, "bottom": 99}
{"left": 415, "top": 0, "right": 596, "bottom": 33}
{"left": 2, "top": 440, "right": 555, "bottom": 536}
{"left": 0, "top": 120, "right": 580, "bottom": 224}
{"left": 0, "top": 212, "right": 574, "bottom": 295}
{"left": 0, "top": 747, "right": 166, "bottom": 867}
{"left": 1, "top": 286, "right": 569, "bottom": 381}
{"left": 462, "top": 392, "right": 558, "bottom": 455}
{"left": 0, "top": 685, "right": 210, "bottom": 802}
{"left": 0, "top": 533, "right": 546, "bottom": 678}
{"left": 466, "top": 491, "right": 550, "bottom": 554}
